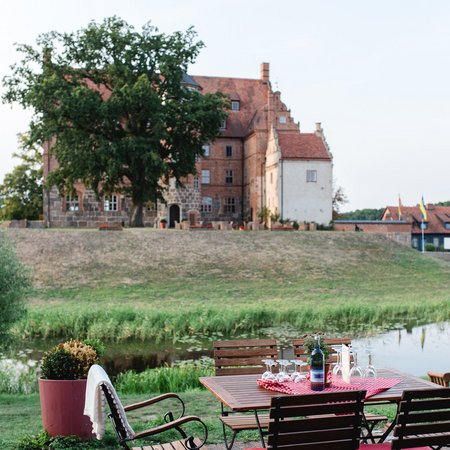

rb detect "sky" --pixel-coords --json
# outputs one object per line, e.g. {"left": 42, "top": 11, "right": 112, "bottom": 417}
{"left": 0, "top": 0, "right": 449, "bottom": 212}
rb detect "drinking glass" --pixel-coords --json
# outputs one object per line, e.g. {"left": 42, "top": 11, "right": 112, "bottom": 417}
{"left": 332, "top": 345, "right": 343, "bottom": 378}
{"left": 349, "top": 347, "right": 364, "bottom": 379}
{"left": 276, "top": 359, "right": 292, "bottom": 382}
{"left": 364, "top": 347, "right": 377, "bottom": 378}
{"left": 261, "top": 359, "right": 277, "bottom": 380}
{"left": 290, "top": 359, "right": 307, "bottom": 383}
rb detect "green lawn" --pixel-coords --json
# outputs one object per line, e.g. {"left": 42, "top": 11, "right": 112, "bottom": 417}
{"left": 0, "top": 390, "right": 397, "bottom": 450}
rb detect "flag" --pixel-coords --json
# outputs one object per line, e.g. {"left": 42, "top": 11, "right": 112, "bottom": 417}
{"left": 419, "top": 196, "right": 427, "bottom": 221}
{"left": 398, "top": 195, "right": 403, "bottom": 220}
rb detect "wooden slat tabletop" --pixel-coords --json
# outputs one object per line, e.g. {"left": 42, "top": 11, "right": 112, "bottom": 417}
{"left": 199, "top": 368, "right": 440, "bottom": 411}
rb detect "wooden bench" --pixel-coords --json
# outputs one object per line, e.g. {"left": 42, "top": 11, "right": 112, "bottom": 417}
{"left": 293, "top": 337, "right": 387, "bottom": 442}
{"left": 427, "top": 370, "right": 450, "bottom": 387}
{"left": 214, "top": 339, "right": 278, "bottom": 449}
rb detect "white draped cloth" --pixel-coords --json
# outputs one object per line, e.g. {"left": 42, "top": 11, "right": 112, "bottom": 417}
{"left": 83, "top": 364, "right": 134, "bottom": 440}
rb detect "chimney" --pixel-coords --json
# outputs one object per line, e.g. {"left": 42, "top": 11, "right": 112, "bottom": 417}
{"left": 315, "top": 122, "right": 323, "bottom": 135}
{"left": 260, "top": 62, "right": 270, "bottom": 83}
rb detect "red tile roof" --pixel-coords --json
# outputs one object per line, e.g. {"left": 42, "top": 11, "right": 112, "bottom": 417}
{"left": 277, "top": 131, "right": 331, "bottom": 160}
{"left": 383, "top": 205, "right": 450, "bottom": 235}
{"left": 192, "top": 76, "right": 269, "bottom": 137}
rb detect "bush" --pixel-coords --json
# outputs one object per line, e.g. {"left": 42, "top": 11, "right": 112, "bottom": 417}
{"left": 40, "top": 339, "right": 101, "bottom": 380}
{"left": 0, "top": 232, "right": 30, "bottom": 345}
{"left": 425, "top": 243, "right": 436, "bottom": 252}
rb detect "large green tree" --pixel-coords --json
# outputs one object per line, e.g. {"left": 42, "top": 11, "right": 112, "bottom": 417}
{"left": 0, "top": 135, "right": 43, "bottom": 220}
{"left": 2, "top": 17, "right": 228, "bottom": 226}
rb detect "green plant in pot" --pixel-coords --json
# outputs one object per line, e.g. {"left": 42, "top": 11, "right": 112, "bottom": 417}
{"left": 39, "top": 339, "right": 104, "bottom": 439}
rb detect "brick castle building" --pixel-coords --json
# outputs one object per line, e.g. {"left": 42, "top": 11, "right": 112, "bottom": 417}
{"left": 43, "top": 63, "right": 333, "bottom": 228}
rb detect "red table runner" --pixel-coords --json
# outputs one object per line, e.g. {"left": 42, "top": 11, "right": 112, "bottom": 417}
{"left": 257, "top": 377, "right": 401, "bottom": 399}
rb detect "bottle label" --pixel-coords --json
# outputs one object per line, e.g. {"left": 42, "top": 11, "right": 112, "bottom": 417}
{"left": 310, "top": 369, "right": 324, "bottom": 382}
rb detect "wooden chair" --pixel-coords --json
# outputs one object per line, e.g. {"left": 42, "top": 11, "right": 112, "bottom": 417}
{"left": 262, "top": 390, "right": 366, "bottom": 450}
{"left": 427, "top": 371, "right": 450, "bottom": 387}
{"left": 359, "top": 387, "right": 450, "bottom": 450}
{"left": 100, "top": 382, "right": 208, "bottom": 450}
{"left": 213, "top": 339, "right": 278, "bottom": 449}
{"left": 293, "top": 337, "right": 387, "bottom": 441}
{"left": 292, "top": 337, "right": 352, "bottom": 363}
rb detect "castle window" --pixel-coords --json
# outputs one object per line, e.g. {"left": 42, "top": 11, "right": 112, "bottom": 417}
{"left": 225, "top": 169, "right": 233, "bottom": 184}
{"left": 270, "top": 172, "right": 273, "bottom": 184}
{"left": 231, "top": 101, "right": 240, "bottom": 111}
{"left": 104, "top": 194, "right": 118, "bottom": 211}
{"left": 201, "top": 169, "right": 210, "bottom": 184}
{"left": 65, "top": 194, "right": 79, "bottom": 212}
{"left": 220, "top": 119, "right": 227, "bottom": 130}
{"left": 202, "top": 144, "right": 210, "bottom": 157}
{"left": 306, "top": 170, "right": 317, "bottom": 183}
{"left": 226, "top": 145, "right": 233, "bottom": 157}
{"left": 279, "top": 116, "right": 287, "bottom": 124}
{"left": 201, "top": 196, "right": 212, "bottom": 212}
{"left": 224, "top": 197, "right": 236, "bottom": 213}
{"left": 193, "top": 176, "right": 199, "bottom": 190}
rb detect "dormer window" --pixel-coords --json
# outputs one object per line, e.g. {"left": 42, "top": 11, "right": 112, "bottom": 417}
{"left": 445, "top": 223, "right": 450, "bottom": 230}
{"left": 279, "top": 116, "right": 287, "bottom": 124}
{"left": 231, "top": 101, "right": 240, "bottom": 111}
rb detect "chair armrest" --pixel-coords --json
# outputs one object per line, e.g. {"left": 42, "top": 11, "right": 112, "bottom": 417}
{"left": 124, "top": 392, "right": 185, "bottom": 417}
{"left": 131, "top": 415, "right": 208, "bottom": 450}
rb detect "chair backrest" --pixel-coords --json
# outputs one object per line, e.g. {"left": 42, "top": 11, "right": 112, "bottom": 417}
{"left": 213, "top": 339, "right": 278, "bottom": 376}
{"left": 100, "top": 384, "right": 133, "bottom": 448}
{"left": 427, "top": 371, "right": 450, "bottom": 387}
{"left": 267, "top": 390, "right": 365, "bottom": 450}
{"left": 391, "top": 387, "right": 450, "bottom": 450}
{"left": 292, "top": 337, "right": 352, "bottom": 363}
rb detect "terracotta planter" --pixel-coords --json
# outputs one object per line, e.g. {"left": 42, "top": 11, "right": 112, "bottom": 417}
{"left": 39, "top": 378, "right": 94, "bottom": 439}
{"left": 160, "top": 222, "right": 167, "bottom": 229}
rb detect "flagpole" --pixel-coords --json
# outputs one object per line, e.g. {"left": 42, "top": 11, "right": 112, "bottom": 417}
{"left": 422, "top": 219, "right": 425, "bottom": 253}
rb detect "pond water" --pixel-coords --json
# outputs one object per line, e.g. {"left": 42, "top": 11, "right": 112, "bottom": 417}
{"left": 2, "top": 321, "right": 449, "bottom": 378}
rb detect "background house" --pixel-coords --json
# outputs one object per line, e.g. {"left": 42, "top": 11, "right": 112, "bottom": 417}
{"left": 43, "top": 63, "right": 333, "bottom": 227}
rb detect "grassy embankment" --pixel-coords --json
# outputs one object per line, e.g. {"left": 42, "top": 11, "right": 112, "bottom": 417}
{"left": 6, "top": 228, "right": 450, "bottom": 341}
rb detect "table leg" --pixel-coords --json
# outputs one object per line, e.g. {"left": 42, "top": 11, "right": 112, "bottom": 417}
{"left": 254, "top": 410, "right": 265, "bottom": 448}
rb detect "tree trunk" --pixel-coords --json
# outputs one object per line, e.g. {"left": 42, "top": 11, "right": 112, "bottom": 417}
{"left": 130, "top": 201, "right": 144, "bottom": 227}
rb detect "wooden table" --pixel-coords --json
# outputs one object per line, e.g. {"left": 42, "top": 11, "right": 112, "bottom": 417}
{"left": 200, "top": 368, "right": 440, "bottom": 444}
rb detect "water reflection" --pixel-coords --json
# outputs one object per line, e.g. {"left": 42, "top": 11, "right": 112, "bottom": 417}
{"left": 3, "top": 321, "right": 449, "bottom": 378}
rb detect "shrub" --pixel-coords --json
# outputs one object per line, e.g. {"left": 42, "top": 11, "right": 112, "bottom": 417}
{"left": 40, "top": 339, "right": 101, "bottom": 380}
{"left": 425, "top": 243, "right": 436, "bottom": 252}
{"left": 0, "top": 233, "right": 30, "bottom": 345}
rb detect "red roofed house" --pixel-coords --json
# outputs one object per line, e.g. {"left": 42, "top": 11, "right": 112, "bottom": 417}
{"left": 382, "top": 204, "right": 450, "bottom": 250}
{"left": 43, "top": 63, "right": 333, "bottom": 227}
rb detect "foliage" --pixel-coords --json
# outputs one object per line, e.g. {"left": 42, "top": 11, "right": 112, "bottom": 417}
{"left": 338, "top": 208, "right": 385, "bottom": 220}
{"left": 256, "top": 206, "right": 270, "bottom": 224}
{"left": 13, "top": 431, "right": 107, "bottom": 450}
{"left": 302, "top": 333, "right": 331, "bottom": 361}
{"left": 40, "top": 339, "right": 100, "bottom": 380}
{"left": 115, "top": 357, "right": 214, "bottom": 394}
{"left": 0, "top": 135, "right": 43, "bottom": 221}
{"left": 436, "top": 200, "right": 450, "bottom": 206}
{"left": 3, "top": 17, "right": 228, "bottom": 227}
{"left": 270, "top": 210, "right": 280, "bottom": 223}
{"left": 425, "top": 243, "right": 436, "bottom": 252}
{"left": 0, "top": 234, "right": 30, "bottom": 345}
{"left": 332, "top": 185, "right": 348, "bottom": 219}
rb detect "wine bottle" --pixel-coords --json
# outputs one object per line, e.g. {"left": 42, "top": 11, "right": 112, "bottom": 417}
{"left": 310, "top": 336, "right": 325, "bottom": 391}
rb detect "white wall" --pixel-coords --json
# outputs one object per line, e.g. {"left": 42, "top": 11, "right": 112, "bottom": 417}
{"left": 281, "top": 160, "right": 333, "bottom": 225}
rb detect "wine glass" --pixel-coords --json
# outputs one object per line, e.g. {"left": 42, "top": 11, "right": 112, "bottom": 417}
{"left": 364, "top": 347, "right": 377, "bottom": 378}
{"left": 276, "top": 359, "right": 292, "bottom": 382}
{"left": 332, "top": 345, "right": 343, "bottom": 378}
{"left": 261, "top": 359, "right": 277, "bottom": 380}
{"left": 349, "top": 347, "right": 364, "bottom": 379}
{"left": 290, "top": 359, "right": 307, "bottom": 383}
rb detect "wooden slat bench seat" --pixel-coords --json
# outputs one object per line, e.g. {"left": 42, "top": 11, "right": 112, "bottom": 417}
{"left": 133, "top": 438, "right": 205, "bottom": 450}
{"left": 220, "top": 413, "right": 270, "bottom": 431}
